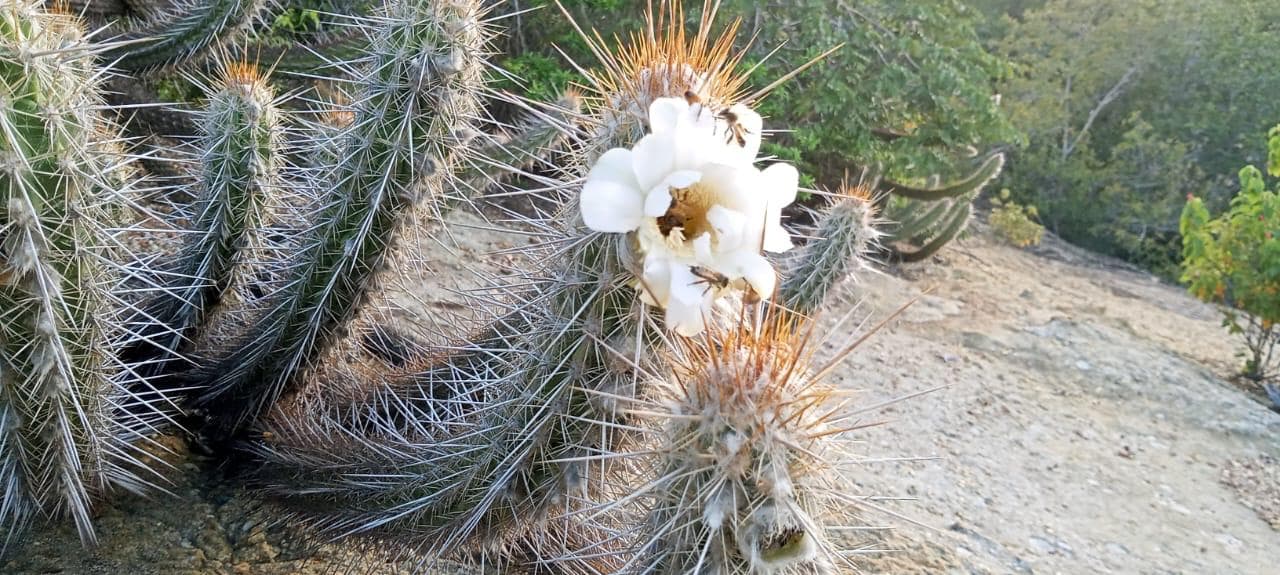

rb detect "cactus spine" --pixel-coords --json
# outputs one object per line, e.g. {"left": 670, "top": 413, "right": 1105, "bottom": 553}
{"left": 0, "top": 1, "right": 166, "bottom": 552}
{"left": 126, "top": 63, "right": 285, "bottom": 377}
{"left": 102, "top": 0, "right": 268, "bottom": 72}
{"left": 781, "top": 186, "right": 882, "bottom": 314}
{"left": 192, "top": 0, "right": 486, "bottom": 431}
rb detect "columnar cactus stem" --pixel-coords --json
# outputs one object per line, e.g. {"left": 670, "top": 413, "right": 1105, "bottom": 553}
{"left": 893, "top": 201, "right": 973, "bottom": 262}
{"left": 193, "top": 0, "right": 487, "bottom": 432}
{"left": 102, "top": 0, "right": 268, "bottom": 73}
{"left": 124, "top": 62, "right": 284, "bottom": 376}
{"left": 781, "top": 187, "right": 882, "bottom": 314}
{"left": 631, "top": 305, "right": 859, "bottom": 574}
{"left": 877, "top": 153, "right": 1004, "bottom": 202}
{"left": 0, "top": 1, "right": 166, "bottom": 553}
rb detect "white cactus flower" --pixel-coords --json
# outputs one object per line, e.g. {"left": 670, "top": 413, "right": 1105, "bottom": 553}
{"left": 580, "top": 96, "right": 798, "bottom": 336}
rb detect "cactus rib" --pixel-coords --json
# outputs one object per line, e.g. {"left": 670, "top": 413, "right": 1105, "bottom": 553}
{"left": 102, "top": 0, "right": 268, "bottom": 73}
{"left": 191, "top": 0, "right": 487, "bottom": 432}
{"left": 0, "top": 1, "right": 168, "bottom": 553}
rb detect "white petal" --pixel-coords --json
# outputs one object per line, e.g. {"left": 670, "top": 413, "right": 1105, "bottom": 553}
{"left": 648, "top": 97, "right": 687, "bottom": 135}
{"left": 667, "top": 265, "right": 712, "bottom": 336}
{"left": 692, "top": 233, "right": 713, "bottom": 262}
{"left": 632, "top": 132, "right": 677, "bottom": 191}
{"left": 667, "top": 302, "right": 707, "bottom": 337}
{"left": 640, "top": 257, "right": 674, "bottom": 307}
{"left": 581, "top": 180, "right": 643, "bottom": 233}
{"left": 644, "top": 186, "right": 674, "bottom": 217}
{"left": 706, "top": 205, "right": 747, "bottom": 252}
{"left": 699, "top": 163, "right": 753, "bottom": 212}
{"left": 761, "top": 163, "right": 799, "bottom": 208}
{"left": 589, "top": 148, "right": 639, "bottom": 188}
{"left": 721, "top": 251, "right": 777, "bottom": 298}
{"left": 664, "top": 169, "right": 702, "bottom": 189}
{"left": 762, "top": 221, "right": 794, "bottom": 253}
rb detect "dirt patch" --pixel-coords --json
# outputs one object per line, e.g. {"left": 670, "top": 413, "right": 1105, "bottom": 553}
{"left": 1221, "top": 455, "right": 1280, "bottom": 530}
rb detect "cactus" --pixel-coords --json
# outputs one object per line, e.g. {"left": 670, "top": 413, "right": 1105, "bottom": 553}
{"left": 889, "top": 199, "right": 973, "bottom": 263}
{"left": 122, "top": 61, "right": 287, "bottom": 379}
{"left": 189, "top": 0, "right": 487, "bottom": 432}
{"left": 246, "top": 3, "right": 759, "bottom": 562}
{"left": 0, "top": 1, "right": 169, "bottom": 552}
{"left": 102, "top": 0, "right": 269, "bottom": 73}
{"left": 781, "top": 182, "right": 883, "bottom": 314}
{"left": 878, "top": 153, "right": 1004, "bottom": 262}
{"left": 628, "top": 305, "right": 850, "bottom": 573}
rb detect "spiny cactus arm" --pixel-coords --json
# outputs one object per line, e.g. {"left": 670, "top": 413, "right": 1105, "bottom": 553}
{"left": 101, "top": 0, "right": 268, "bottom": 73}
{"left": 0, "top": 2, "right": 168, "bottom": 551}
{"left": 249, "top": 26, "right": 369, "bottom": 74}
{"left": 452, "top": 93, "right": 581, "bottom": 202}
{"left": 192, "top": 0, "right": 487, "bottom": 431}
{"left": 780, "top": 191, "right": 882, "bottom": 314}
{"left": 887, "top": 198, "right": 951, "bottom": 243}
{"left": 124, "top": 64, "right": 283, "bottom": 375}
{"left": 877, "top": 153, "right": 1004, "bottom": 202}
{"left": 892, "top": 201, "right": 973, "bottom": 263}
{"left": 253, "top": 229, "right": 654, "bottom": 553}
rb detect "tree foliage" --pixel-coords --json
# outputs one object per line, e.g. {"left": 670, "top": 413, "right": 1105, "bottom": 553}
{"left": 499, "top": 0, "right": 1013, "bottom": 190}
{"left": 1181, "top": 127, "right": 1280, "bottom": 380}
{"left": 994, "top": 0, "right": 1280, "bottom": 274}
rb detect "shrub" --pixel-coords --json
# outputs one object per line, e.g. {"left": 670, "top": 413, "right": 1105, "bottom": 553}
{"left": 1180, "top": 126, "right": 1280, "bottom": 381}
{"left": 990, "top": 188, "right": 1044, "bottom": 247}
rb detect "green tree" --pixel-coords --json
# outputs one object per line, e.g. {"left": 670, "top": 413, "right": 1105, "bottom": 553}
{"left": 999, "top": 0, "right": 1280, "bottom": 272}
{"left": 1181, "top": 126, "right": 1280, "bottom": 381}
{"left": 497, "top": 0, "right": 1014, "bottom": 190}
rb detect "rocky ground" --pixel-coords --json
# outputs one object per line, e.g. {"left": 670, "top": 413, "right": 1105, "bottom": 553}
{"left": 5, "top": 212, "right": 1278, "bottom": 574}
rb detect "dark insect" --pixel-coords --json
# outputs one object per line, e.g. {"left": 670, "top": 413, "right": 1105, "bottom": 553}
{"left": 718, "top": 109, "right": 749, "bottom": 147}
{"left": 689, "top": 265, "right": 730, "bottom": 295}
{"left": 763, "top": 527, "right": 806, "bottom": 555}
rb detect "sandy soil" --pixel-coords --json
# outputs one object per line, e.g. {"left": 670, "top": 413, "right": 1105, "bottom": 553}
{"left": 4, "top": 212, "right": 1277, "bottom": 574}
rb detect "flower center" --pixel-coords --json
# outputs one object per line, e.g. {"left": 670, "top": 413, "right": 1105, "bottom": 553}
{"left": 656, "top": 182, "right": 716, "bottom": 244}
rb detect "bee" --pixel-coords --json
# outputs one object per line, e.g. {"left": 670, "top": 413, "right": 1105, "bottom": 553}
{"left": 718, "top": 108, "right": 750, "bottom": 147}
{"left": 762, "top": 527, "right": 807, "bottom": 557}
{"left": 656, "top": 188, "right": 691, "bottom": 237}
{"left": 689, "top": 265, "right": 730, "bottom": 295}
{"left": 684, "top": 90, "right": 710, "bottom": 120}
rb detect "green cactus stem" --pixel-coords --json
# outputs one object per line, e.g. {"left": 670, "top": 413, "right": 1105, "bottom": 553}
{"left": 101, "top": 0, "right": 268, "bottom": 73}
{"left": 190, "top": 0, "right": 487, "bottom": 433}
{"left": 0, "top": 1, "right": 168, "bottom": 553}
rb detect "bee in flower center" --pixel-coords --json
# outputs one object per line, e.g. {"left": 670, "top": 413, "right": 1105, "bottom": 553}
{"left": 656, "top": 183, "right": 716, "bottom": 242}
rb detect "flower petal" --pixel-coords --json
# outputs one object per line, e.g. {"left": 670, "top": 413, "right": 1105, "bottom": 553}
{"left": 588, "top": 148, "right": 639, "bottom": 188}
{"left": 761, "top": 163, "right": 799, "bottom": 208}
{"left": 648, "top": 97, "right": 688, "bottom": 135}
{"left": 581, "top": 180, "right": 644, "bottom": 233}
{"left": 720, "top": 251, "right": 777, "bottom": 298}
{"left": 706, "top": 205, "right": 747, "bottom": 252}
{"left": 644, "top": 186, "right": 673, "bottom": 218}
{"left": 692, "top": 233, "right": 713, "bottom": 262}
{"left": 632, "top": 132, "right": 677, "bottom": 191}
{"left": 667, "top": 265, "right": 712, "bottom": 336}
{"left": 640, "top": 257, "right": 674, "bottom": 307}
{"left": 762, "top": 221, "right": 794, "bottom": 253}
